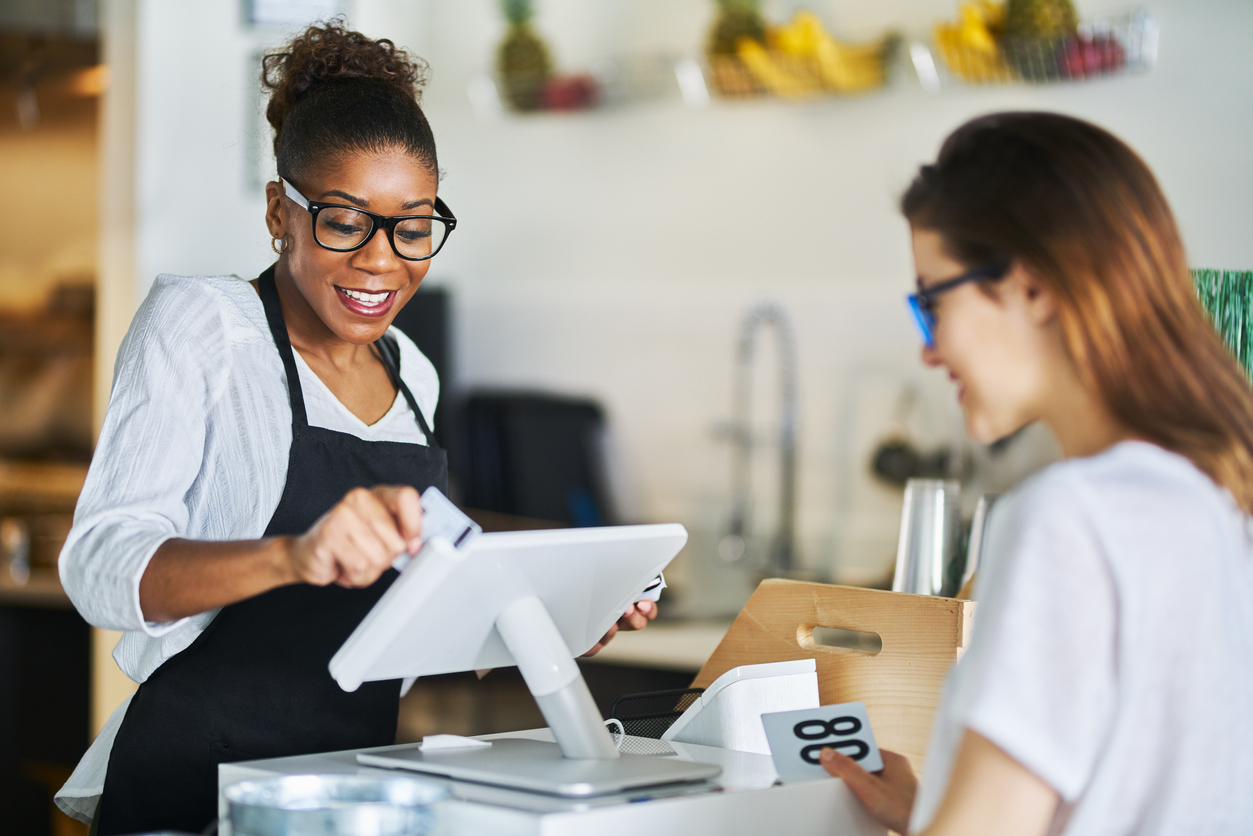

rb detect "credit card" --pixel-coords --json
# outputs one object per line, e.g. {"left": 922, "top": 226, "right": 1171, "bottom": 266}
{"left": 638, "top": 573, "right": 666, "bottom": 602}
{"left": 391, "top": 486, "right": 481, "bottom": 571}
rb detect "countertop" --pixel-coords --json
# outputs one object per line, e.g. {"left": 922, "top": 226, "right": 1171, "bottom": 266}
{"left": 0, "top": 574, "right": 737, "bottom": 671}
{"left": 0, "top": 568, "right": 72, "bottom": 608}
{"left": 0, "top": 460, "right": 87, "bottom": 509}
{"left": 584, "top": 619, "right": 732, "bottom": 673}
{"left": 220, "top": 727, "right": 885, "bottom": 836}
{"left": 0, "top": 459, "right": 85, "bottom": 608}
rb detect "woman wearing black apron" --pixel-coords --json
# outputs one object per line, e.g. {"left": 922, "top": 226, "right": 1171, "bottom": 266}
{"left": 55, "top": 23, "right": 653, "bottom": 835}
{"left": 94, "top": 262, "right": 443, "bottom": 832}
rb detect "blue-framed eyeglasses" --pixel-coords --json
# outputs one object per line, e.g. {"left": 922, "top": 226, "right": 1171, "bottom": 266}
{"left": 281, "top": 178, "right": 456, "bottom": 261}
{"left": 907, "top": 264, "right": 1009, "bottom": 348}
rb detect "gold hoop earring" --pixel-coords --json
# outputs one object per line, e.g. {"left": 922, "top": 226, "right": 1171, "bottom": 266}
{"left": 271, "top": 237, "right": 288, "bottom": 255}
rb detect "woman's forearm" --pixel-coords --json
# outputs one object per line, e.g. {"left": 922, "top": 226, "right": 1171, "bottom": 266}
{"left": 139, "top": 537, "right": 299, "bottom": 623}
{"left": 819, "top": 730, "right": 1057, "bottom": 836}
{"left": 138, "top": 485, "right": 424, "bottom": 624}
{"left": 920, "top": 731, "right": 1057, "bottom": 836}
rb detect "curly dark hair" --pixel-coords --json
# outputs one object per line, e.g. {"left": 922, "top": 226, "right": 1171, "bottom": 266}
{"left": 260, "top": 20, "right": 436, "bottom": 182}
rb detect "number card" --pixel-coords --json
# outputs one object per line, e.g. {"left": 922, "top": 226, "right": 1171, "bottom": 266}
{"left": 761, "top": 701, "right": 883, "bottom": 777}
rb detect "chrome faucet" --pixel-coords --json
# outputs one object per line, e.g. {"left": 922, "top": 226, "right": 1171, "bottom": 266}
{"left": 721, "top": 302, "right": 799, "bottom": 576}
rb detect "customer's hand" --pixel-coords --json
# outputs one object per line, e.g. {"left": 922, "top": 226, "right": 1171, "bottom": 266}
{"left": 820, "top": 747, "right": 917, "bottom": 835}
{"left": 581, "top": 600, "right": 658, "bottom": 656}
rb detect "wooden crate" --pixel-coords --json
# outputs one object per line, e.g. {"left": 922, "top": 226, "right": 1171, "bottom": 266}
{"left": 691, "top": 579, "right": 975, "bottom": 773}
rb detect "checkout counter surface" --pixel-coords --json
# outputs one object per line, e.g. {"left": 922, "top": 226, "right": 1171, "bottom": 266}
{"left": 580, "top": 619, "right": 732, "bottom": 673}
{"left": 219, "top": 728, "right": 884, "bottom": 836}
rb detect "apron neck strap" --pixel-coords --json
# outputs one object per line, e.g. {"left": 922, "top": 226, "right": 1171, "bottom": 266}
{"left": 374, "top": 334, "right": 437, "bottom": 446}
{"left": 259, "top": 264, "right": 439, "bottom": 446}
{"left": 258, "top": 264, "right": 310, "bottom": 433}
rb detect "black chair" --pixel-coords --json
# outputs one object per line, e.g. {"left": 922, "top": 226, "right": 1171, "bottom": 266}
{"left": 450, "top": 392, "right": 615, "bottom": 527}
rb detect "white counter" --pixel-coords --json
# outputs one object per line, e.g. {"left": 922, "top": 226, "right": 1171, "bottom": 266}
{"left": 219, "top": 728, "right": 884, "bottom": 836}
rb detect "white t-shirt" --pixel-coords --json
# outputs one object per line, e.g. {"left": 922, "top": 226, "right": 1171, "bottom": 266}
{"left": 912, "top": 441, "right": 1253, "bottom": 835}
{"left": 55, "top": 274, "right": 439, "bottom": 823}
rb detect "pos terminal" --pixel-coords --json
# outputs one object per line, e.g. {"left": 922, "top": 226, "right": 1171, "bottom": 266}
{"left": 328, "top": 524, "right": 721, "bottom": 796}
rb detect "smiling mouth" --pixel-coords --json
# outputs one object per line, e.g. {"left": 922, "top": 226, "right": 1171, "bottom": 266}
{"left": 336, "top": 287, "right": 394, "bottom": 307}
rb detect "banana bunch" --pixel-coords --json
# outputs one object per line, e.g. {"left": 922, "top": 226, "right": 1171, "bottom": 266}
{"left": 934, "top": 2, "right": 1013, "bottom": 82}
{"left": 735, "top": 10, "right": 889, "bottom": 99}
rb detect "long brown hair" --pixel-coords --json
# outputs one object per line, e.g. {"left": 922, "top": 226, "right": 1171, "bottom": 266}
{"left": 902, "top": 111, "right": 1253, "bottom": 512}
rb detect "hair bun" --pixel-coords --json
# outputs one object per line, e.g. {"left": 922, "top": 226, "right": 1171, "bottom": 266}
{"left": 262, "top": 20, "right": 428, "bottom": 140}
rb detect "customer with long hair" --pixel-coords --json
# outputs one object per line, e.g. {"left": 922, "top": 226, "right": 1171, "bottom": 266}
{"left": 820, "top": 112, "right": 1253, "bottom": 834}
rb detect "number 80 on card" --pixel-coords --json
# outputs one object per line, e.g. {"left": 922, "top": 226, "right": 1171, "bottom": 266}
{"left": 761, "top": 701, "right": 884, "bottom": 777}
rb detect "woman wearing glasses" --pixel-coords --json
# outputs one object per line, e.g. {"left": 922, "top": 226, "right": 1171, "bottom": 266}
{"left": 55, "top": 24, "right": 652, "bottom": 835}
{"left": 819, "top": 112, "right": 1253, "bottom": 834}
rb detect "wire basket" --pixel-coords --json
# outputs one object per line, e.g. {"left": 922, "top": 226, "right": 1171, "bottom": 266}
{"left": 915, "top": 8, "right": 1157, "bottom": 89}
{"left": 700, "top": 43, "right": 893, "bottom": 101}
{"left": 468, "top": 54, "right": 683, "bottom": 119}
{"left": 706, "top": 52, "right": 821, "bottom": 98}
{"left": 608, "top": 687, "right": 703, "bottom": 739}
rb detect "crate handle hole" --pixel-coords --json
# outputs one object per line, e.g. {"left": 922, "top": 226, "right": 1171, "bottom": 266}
{"left": 801, "top": 626, "right": 882, "bottom": 655}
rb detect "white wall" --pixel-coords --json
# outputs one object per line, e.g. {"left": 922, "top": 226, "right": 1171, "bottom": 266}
{"left": 105, "top": 0, "right": 1253, "bottom": 599}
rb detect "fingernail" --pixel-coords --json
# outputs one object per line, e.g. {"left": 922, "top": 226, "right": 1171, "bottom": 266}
{"left": 819, "top": 748, "right": 835, "bottom": 762}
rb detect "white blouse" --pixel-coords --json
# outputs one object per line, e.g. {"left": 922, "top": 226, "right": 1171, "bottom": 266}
{"left": 912, "top": 442, "right": 1253, "bottom": 835}
{"left": 55, "top": 273, "right": 439, "bottom": 823}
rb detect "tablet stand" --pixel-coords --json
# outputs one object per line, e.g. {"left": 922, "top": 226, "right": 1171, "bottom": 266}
{"left": 495, "top": 596, "right": 619, "bottom": 760}
{"left": 358, "top": 594, "right": 721, "bottom": 795}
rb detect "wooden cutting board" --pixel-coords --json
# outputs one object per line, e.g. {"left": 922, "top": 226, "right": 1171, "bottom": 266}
{"left": 691, "top": 579, "right": 975, "bottom": 774}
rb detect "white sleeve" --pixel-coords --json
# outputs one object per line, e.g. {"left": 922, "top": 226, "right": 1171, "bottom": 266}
{"left": 953, "top": 473, "right": 1118, "bottom": 801}
{"left": 59, "top": 279, "right": 233, "bottom": 635}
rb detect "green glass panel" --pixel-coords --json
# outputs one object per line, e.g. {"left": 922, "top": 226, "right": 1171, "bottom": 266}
{"left": 1192, "top": 269, "right": 1253, "bottom": 381}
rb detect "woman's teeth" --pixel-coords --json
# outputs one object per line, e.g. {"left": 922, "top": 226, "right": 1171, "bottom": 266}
{"left": 340, "top": 288, "right": 390, "bottom": 306}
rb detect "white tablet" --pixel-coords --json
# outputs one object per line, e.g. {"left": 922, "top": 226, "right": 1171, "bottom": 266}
{"left": 329, "top": 524, "right": 687, "bottom": 692}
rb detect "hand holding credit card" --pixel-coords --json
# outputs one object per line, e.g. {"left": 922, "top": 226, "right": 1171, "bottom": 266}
{"left": 390, "top": 487, "right": 481, "bottom": 571}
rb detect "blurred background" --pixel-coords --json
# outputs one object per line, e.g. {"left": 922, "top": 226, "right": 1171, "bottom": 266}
{"left": 0, "top": 0, "right": 1250, "bottom": 832}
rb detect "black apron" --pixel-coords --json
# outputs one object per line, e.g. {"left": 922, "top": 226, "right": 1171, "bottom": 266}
{"left": 95, "top": 266, "right": 448, "bottom": 835}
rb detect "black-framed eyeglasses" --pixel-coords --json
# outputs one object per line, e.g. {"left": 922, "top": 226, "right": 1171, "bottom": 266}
{"left": 282, "top": 178, "right": 456, "bottom": 261}
{"left": 907, "top": 264, "right": 1009, "bottom": 348}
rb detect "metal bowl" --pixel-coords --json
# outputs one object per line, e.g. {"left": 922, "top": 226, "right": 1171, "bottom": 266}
{"left": 224, "top": 773, "right": 448, "bottom": 836}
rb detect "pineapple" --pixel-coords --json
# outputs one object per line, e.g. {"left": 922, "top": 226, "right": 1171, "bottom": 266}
{"left": 1000, "top": 0, "right": 1079, "bottom": 81}
{"left": 705, "top": 0, "right": 768, "bottom": 96}
{"left": 706, "top": 0, "right": 767, "bottom": 56}
{"left": 497, "top": 0, "right": 553, "bottom": 111}
{"left": 1004, "top": 0, "right": 1078, "bottom": 36}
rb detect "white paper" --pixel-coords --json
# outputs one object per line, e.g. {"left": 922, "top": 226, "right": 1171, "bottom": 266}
{"left": 419, "top": 734, "right": 492, "bottom": 752}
